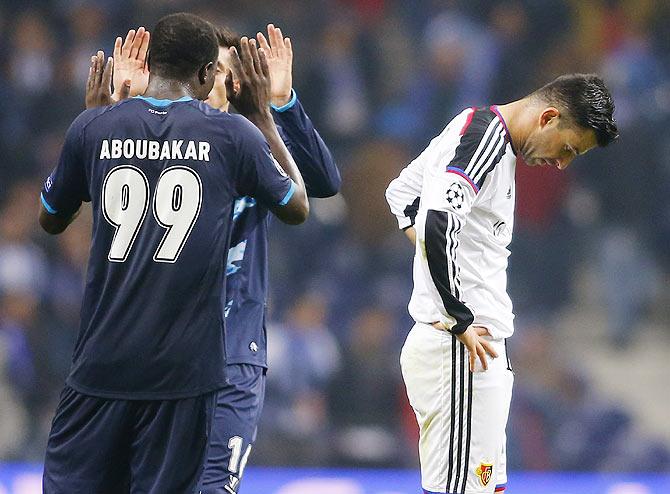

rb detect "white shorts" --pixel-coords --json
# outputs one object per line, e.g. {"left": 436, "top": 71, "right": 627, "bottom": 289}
{"left": 400, "top": 323, "right": 513, "bottom": 494}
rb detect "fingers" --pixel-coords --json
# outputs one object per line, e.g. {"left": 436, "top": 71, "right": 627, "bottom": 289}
{"left": 228, "top": 46, "right": 244, "bottom": 81}
{"left": 257, "top": 31, "right": 271, "bottom": 56}
{"left": 122, "top": 29, "right": 135, "bottom": 56}
{"left": 239, "top": 37, "right": 254, "bottom": 77}
{"left": 101, "top": 56, "right": 114, "bottom": 95}
{"left": 269, "top": 24, "right": 284, "bottom": 57}
{"left": 468, "top": 344, "right": 477, "bottom": 373}
{"left": 95, "top": 50, "right": 105, "bottom": 85}
{"left": 130, "top": 26, "right": 145, "bottom": 59}
{"left": 258, "top": 47, "right": 270, "bottom": 78}
{"left": 138, "top": 31, "right": 150, "bottom": 63}
{"left": 249, "top": 38, "right": 262, "bottom": 75}
{"left": 267, "top": 24, "right": 280, "bottom": 57}
{"left": 87, "top": 55, "right": 97, "bottom": 92}
{"left": 285, "top": 37, "right": 293, "bottom": 61}
{"left": 476, "top": 342, "right": 489, "bottom": 371}
{"left": 114, "top": 36, "right": 122, "bottom": 59}
{"left": 480, "top": 339, "right": 499, "bottom": 359}
{"left": 275, "top": 26, "right": 285, "bottom": 55}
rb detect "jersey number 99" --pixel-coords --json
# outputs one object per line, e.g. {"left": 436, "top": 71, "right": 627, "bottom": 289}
{"left": 102, "top": 165, "right": 202, "bottom": 263}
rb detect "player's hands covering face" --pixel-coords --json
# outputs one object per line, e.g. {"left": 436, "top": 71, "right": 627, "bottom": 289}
{"left": 256, "top": 24, "right": 293, "bottom": 107}
{"left": 226, "top": 37, "right": 272, "bottom": 123}
{"left": 112, "top": 27, "right": 150, "bottom": 101}
{"left": 86, "top": 51, "right": 128, "bottom": 109}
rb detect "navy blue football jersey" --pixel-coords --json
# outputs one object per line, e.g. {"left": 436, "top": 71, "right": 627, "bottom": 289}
{"left": 41, "top": 96, "right": 295, "bottom": 399}
{"left": 223, "top": 92, "right": 340, "bottom": 367}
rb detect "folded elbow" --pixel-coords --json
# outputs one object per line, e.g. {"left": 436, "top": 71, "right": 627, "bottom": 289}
{"left": 39, "top": 217, "right": 65, "bottom": 235}
{"left": 39, "top": 210, "right": 66, "bottom": 235}
{"left": 288, "top": 201, "right": 310, "bottom": 225}
{"left": 384, "top": 181, "right": 396, "bottom": 207}
{"left": 317, "top": 178, "right": 341, "bottom": 198}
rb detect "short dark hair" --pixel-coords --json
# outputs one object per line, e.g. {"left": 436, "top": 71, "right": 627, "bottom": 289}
{"left": 533, "top": 74, "right": 619, "bottom": 147}
{"left": 148, "top": 12, "right": 218, "bottom": 81}
{"left": 215, "top": 25, "right": 241, "bottom": 51}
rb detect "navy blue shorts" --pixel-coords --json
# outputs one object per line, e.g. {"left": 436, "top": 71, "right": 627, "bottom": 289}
{"left": 198, "top": 364, "right": 266, "bottom": 494}
{"left": 43, "top": 385, "right": 217, "bottom": 494}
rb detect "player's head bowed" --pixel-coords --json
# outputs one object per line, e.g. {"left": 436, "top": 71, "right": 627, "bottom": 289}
{"left": 513, "top": 73, "right": 618, "bottom": 170}
{"left": 533, "top": 73, "right": 618, "bottom": 147}
{"left": 147, "top": 12, "right": 219, "bottom": 99}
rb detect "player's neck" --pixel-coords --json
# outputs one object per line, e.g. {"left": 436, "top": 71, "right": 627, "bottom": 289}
{"left": 495, "top": 99, "right": 533, "bottom": 156}
{"left": 143, "top": 76, "right": 198, "bottom": 101}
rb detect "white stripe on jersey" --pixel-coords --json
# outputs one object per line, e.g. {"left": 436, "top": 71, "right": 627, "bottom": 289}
{"left": 465, "top": 119, "right": 501, "bottom": 176}
{"left": 472, "top": 127, "right": 507, "bottom": 185}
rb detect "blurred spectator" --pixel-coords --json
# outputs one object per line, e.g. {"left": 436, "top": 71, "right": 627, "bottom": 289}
{"left": 328, "top": 306, "right": 403, "bottom": 467}
{"left": 258, "top": 293, "right": 341, "bottom": 465}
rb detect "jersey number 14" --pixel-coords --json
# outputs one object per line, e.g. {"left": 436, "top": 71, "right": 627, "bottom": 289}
{"left": 102, "top": 165, "right": 202, "bottom": 263}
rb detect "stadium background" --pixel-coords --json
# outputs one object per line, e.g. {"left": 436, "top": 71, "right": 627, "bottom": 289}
{"left": 0, "top": 0, "right": 669, "bottom": 492}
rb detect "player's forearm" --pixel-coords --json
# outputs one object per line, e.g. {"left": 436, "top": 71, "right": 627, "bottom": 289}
{"left": 251, "top": 114, "right": 309, "bottom": 222}
{"left": 404, "top": 226, "right": 416, "bottom": 245}
{"left": 423, "top": 209, "right": 474, "bottom": 334}
{"left": 273, "top": 97, "right": 341, "bottom": 197}
{"left": 251, "top": 116, "right": 305, "bottom": 189}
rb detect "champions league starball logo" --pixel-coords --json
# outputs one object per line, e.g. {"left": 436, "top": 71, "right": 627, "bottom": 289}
{"left": 445, "top": 182, "right": 465, "bottom": 210}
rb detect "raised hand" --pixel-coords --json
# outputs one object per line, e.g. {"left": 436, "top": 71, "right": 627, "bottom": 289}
{"left": 112, "top": 27, "right": 150, "bottom": 101}
{"left": 86, "top": 51, "right": 129, "bottom": 109}
{"left": 256, "top": 24, "right": 293, "bottom": 107}
{"left": 225, "top": 37, "right": 272, "bottom": 124}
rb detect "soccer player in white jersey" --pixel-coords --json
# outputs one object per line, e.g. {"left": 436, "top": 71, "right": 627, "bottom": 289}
{"left": 385, "top": 74, "right": 618, "bottom": 494}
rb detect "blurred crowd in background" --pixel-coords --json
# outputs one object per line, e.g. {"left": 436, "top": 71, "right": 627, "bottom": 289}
{"left": 1, "top": 0, "right": 669, "bottom": 472}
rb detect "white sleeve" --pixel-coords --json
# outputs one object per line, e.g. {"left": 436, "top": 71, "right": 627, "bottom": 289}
{"left": 415, "top": 168, "right": 476, "bottom": 333}
{"left": 385, "top": 140, "right": 434, "bottom": 230}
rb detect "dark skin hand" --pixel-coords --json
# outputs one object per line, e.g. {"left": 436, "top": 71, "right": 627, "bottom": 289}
{"left": 86, "top": 50, "right": 130, "bottom": 109}
{"left": 226, "top": 37, "right": 309, "bottom": 225}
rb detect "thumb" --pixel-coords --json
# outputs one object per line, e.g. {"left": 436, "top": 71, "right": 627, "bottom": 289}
{"left": 118, "top": 79, "right": 131, "bottom": 100}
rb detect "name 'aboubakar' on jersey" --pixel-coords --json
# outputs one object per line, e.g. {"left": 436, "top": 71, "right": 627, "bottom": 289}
{"left": 99, "top": 138, "right": 211, "bottom": 161}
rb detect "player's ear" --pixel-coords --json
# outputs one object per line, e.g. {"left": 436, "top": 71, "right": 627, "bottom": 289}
{"left": 199, "top": 61, "right": 215, "bottom": 85}
{"left": 539, "top": 107, "right": 560, "bottom": 128}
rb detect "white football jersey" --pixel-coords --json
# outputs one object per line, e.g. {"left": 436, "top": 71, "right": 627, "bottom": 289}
{"left": 386, "top": 106, "right": 517, "bottom": 339}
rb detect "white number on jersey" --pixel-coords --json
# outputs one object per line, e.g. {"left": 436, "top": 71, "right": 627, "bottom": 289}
{"left": 102, "top": 165, "right": 202, "bottom": 263}
{"left": 153, "top": 166, "right": 202, "bottom": 263}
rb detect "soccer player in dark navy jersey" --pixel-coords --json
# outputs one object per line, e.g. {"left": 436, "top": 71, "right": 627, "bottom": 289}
{"left": 39, "top": 13, "right": 309, "bottom": 493}
{"left": 107, "top": 23, "right": 340, "bottom": 493}
{"left": 200, "top": 25, "right": 341, "bottom": 493}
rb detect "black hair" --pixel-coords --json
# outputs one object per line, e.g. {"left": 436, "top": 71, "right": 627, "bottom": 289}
{"left": 533, "top": 73, "right": 619, "bottom": 147}
{"left": 148, "top": 12, "right": 218, "bottom": 81}
{"left": 215, "top": 25, "right": 241, "bottom": 51}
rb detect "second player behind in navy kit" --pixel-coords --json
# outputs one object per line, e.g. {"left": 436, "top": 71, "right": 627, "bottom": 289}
{"left": 40, "top": 13, "right": 309, "bottom": 493}
{"left": 199, "top": 24, "right": 341, "bottom": 494}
